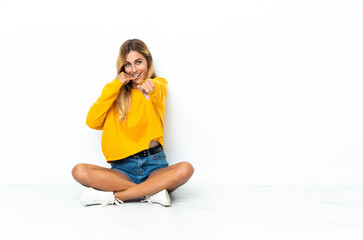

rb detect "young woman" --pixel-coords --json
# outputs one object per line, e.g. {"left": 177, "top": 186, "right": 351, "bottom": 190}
{"left": 72, "top": 39, "right": 194, "bottom": 207}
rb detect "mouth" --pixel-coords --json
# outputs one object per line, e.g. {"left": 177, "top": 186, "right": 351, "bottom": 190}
{"left": 133, "top": 73, "right": 142, "bottom": 79}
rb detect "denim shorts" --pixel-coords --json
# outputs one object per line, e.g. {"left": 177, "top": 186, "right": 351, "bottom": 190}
{"left": 110, "top": 150, "right": 169, "bottom": 184}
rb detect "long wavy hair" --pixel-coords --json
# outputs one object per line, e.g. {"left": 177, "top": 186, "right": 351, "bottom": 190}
{"left": 115, "top": 39, "right": 157, "bottom": 123}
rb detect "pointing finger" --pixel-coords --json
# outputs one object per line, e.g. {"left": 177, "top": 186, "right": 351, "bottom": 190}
{"left": 137, "top": 85, "right": 150, "bottom": 100}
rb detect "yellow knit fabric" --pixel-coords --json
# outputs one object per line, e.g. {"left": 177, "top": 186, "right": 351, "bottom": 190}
{"left": 86, "top": 77, "right": 168, "bottom": 162}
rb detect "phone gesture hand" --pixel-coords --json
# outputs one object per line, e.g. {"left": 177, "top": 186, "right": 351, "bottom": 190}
{"left": 116, "top": 72, "right": 135, "bottom": 85}
{"left": 137, "top": 80, "right": 155, "bottom": 100}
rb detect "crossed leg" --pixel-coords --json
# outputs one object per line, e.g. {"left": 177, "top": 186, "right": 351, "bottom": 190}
{"left": 72, "top": 161, "right": 194, "bottom": 202}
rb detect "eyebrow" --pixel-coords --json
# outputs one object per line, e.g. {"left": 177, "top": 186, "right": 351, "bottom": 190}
{"left": 124, "top": 58, "right": 143, "bottom": 64}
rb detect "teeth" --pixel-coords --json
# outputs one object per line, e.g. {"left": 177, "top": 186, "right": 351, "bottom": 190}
{"left": 133, "top": 73, "right": 141, "bottom": 78}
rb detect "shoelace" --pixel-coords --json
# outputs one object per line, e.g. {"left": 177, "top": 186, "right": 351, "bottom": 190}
{"left": 101, "top": 197, "right": 124, "bottom": 207}
{"left": 141, "top": 195, "right": 157, "bottom": 205}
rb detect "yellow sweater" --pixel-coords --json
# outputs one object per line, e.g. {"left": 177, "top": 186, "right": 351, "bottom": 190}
{"left": 86, "top": 77, "right": 168, "bottom": 162}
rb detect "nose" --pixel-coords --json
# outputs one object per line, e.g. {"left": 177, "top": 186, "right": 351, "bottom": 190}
{"left": 131, "top": 64, "right": 137, "bottom": 74}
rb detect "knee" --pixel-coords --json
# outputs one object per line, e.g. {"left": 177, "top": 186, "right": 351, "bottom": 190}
{"left": 71, "top": 163, "right": 89, "bottom": 182}
{"left": 176, "top": 161, "right": 194, "bottom": 180}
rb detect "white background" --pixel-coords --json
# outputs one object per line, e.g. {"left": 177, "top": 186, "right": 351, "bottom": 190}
{"left": 0, "top": 0, "right": 362, "bottom": 186}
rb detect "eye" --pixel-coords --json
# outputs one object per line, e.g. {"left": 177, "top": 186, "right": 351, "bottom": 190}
{"left": 124, "top": 63, "right": 131, "bottom": 67}
{"left": 136, "top": 60, "right": 142, "bottom": 65}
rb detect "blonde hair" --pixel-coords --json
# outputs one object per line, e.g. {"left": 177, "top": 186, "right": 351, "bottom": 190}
{"left": 115, "top": 39, "right": 157, "bottom": 122}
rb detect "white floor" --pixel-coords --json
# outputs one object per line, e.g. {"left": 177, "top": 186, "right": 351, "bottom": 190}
{"left": 1, "top": 182, "right": 363, "bottom": 240}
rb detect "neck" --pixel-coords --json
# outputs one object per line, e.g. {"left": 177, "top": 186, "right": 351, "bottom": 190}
{"left": 131, "top": 82, "right": 138, "bottom": 89}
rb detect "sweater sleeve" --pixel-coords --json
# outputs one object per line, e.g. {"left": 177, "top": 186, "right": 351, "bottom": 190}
{"left": 86, "top": 79, "right": 123, "bottom": 130}
{"left": 149, "top": 77, "right": 168, "bottom": 104}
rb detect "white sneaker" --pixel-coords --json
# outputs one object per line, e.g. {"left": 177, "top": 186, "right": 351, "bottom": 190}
{"left": 141, "top": 189, "right": 171, "bottom": 207}
{"left": 80, "top": 187, "right": 123, "bottom": 207}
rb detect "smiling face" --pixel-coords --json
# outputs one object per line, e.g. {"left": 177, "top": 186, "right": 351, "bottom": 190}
{"left": 124, "top": 50, "right": 149, "bottom": 88}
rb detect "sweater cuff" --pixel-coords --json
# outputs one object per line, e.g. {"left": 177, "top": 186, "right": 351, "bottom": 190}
{"left": 111, "top": 78, "right": 123, "bottom": 90}
{"left": 139, "top": 79, "right": 148, "bottom": 85}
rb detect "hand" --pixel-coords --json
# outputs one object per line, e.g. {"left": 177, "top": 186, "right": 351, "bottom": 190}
{"left": 116, "top": 72, "right": 135, "bottom": 85}
{"left": 137, "top": 80, "right": 155, "bottom": 100}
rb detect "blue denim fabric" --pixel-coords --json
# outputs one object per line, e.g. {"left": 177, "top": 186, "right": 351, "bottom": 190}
{"left": 110, "top": 150, "right": 168, "bottom": 184}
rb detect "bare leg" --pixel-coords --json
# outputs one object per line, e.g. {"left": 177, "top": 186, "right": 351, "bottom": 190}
{"left": 72, "top": 163, "right": 136, "bottom": 192}
{"left": 113, "top": 161, "right": 194, "bottom": 201}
